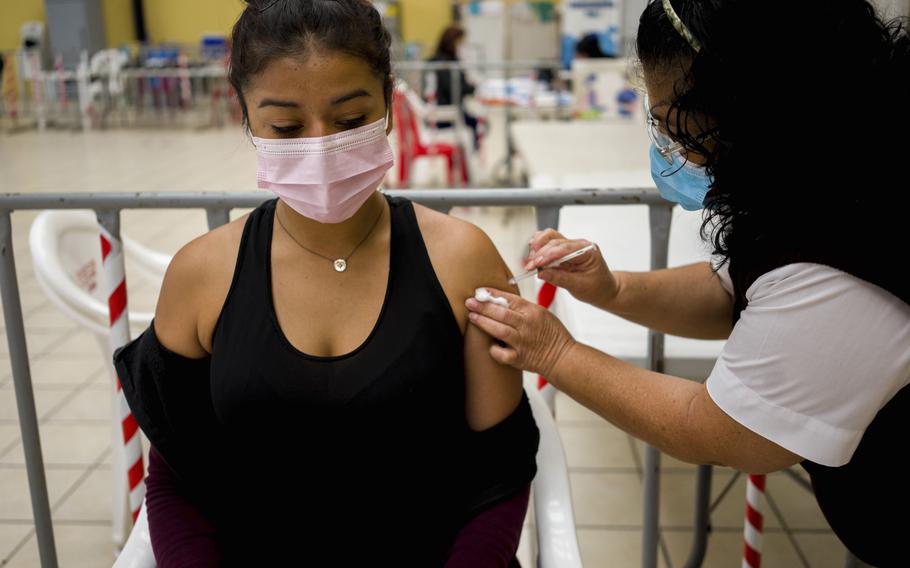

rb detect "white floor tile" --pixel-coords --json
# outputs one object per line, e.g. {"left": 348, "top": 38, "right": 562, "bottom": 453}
{"left": 4, "top": 523, "right": 117, "bottom": 568}
{"left": 570, "top": 472, "right": 643, "bottom": 526}
{"left": 0, "top": 523, "right": 34, "bottom": 564}
{"left": 1, "top": 423, "right": 110, "bottom": 466}
{"left": 53, "top": 467, "right": 113, "bottom": 522}
{"left": 560, "top": 422, "right": 637, "bottom": 470}
{"left": 0, "top": 467, "right": 85, "bottom": 521}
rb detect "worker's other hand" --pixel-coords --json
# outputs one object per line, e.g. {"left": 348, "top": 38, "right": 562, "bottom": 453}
{"left": 465, "top": 289, "right": 576, "bottom": 379}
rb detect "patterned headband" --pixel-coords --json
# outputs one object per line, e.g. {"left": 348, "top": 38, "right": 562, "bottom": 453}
{"left": 662, "top": 0, "right": 702, "bottom": 53}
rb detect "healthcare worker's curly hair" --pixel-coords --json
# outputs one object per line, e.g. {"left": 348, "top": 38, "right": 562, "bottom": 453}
{"left": 637, "top": 0, "right": 910, "bottom": 268}
{"left": 229, "top": 0, "right": 393, "bottom": 125}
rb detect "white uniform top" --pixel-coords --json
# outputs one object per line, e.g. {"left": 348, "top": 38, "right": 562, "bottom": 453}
{"left": 707, "top": 262, "right": 910, "bottom": 467}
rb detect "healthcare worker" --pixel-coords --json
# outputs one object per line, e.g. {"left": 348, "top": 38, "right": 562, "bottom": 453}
{"left": 465, "top": 0, "right": 910, "bottom": 565}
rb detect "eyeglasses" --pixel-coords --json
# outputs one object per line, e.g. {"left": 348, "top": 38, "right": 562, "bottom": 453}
{"left": 644, "top": 95, "right": 718, "bottom": 167}
{"left": 644, "top": 95, "right": 687, "bottom": 166}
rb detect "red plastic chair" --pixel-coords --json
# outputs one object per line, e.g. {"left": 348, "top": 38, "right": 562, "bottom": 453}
{"left": 392, "top": 87, "right": 469, "bottom": 188}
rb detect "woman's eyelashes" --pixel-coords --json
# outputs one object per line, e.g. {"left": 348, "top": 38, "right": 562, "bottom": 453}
{"left": 269, "top": 115, "right": 368, "bottom": 136}
{"left": 271, "top": 124, "right": 302, "bottom": 135}
{"left": 339, "top": 115, "right": 368, "bottom": 128}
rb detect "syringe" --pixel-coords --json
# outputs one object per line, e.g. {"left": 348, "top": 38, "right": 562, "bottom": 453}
{"left": 508, "top": 243, "right": 598, "bottom": 286}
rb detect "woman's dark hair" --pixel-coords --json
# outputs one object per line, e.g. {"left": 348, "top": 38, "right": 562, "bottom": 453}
{"left": 636, "top": 0, "right": 910, "bottom": 269}
{"left": 434, "top": 26, "right": 466, "bottom": 59}
{"left": 229, "top": 0, "right": 393, "bottom": 124}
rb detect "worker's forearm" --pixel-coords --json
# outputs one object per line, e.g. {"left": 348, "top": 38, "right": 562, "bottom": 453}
{"left": 598, "top": 262, "right": 733, "bottom": 340}
{"left": 549, "top": 342, "right": 722, "bottom": 466}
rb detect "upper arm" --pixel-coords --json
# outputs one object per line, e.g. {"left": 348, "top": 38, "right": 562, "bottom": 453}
{"left": 154, "top": 240, "right": 210, "bottom": 359}
{"left": 414, "top": 206, "right": 523, "bottom": 431}
{"left": 460, "top": 228, "right": 523, "bottom": 431}
{"left": 154, "top": 221, "right": 241, "bottom": 359}
{"left": 688, "top": 386, "right": 802, "bottom": 474}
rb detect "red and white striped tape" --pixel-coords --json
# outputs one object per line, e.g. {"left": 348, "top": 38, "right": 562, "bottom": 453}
{"left": 27, "top": 51, "right": 45, "bottom": 128}
{"left": 2, "top": 55, "right": 16, "bottom": 120}
{"left": 178, "top": 54, "right": 192, "bottom": 108}
{"left": 743, "top": 474, "right": 766, "bottom": 568}
{"left": 536, "top": 281, "right": 558, "bottom": 392}
{"left": 100, "top": 227, "right": 145, "bottom": 523}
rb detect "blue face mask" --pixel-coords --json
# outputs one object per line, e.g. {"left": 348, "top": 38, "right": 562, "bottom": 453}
{"left": 649, "top": 144, "right": 713, "bottom": 211}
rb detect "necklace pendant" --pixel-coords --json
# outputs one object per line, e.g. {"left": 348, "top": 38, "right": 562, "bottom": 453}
{"left": 334, "top": 259, "right": 348, "bottom": 273}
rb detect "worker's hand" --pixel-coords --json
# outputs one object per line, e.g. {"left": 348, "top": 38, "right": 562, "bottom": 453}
{"left": 465, "top": 289, "right": 576, "bottom": 379}
{"left": 526, "top": 229, "right": 619, "bottom": 308}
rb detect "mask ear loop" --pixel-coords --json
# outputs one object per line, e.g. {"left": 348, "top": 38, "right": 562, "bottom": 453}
{"left": 379, "top": 106, "right": 393, "bottom": 193}
{"left": 660, "top": 150, "right": 687, "bottom": 177}
{"left": 383, "top": 104, "right": 393, "bottom": 134}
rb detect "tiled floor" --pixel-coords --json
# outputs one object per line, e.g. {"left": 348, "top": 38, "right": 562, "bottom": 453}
{"left": 0, "top": 129, "right": 845, "bottom": 567}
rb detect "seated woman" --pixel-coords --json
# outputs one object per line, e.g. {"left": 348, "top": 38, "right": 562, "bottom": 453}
{"left": 113, "top": 1, "right": 538, "bottom": 566}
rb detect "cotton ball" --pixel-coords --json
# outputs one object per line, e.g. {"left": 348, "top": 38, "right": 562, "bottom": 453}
{"left": 474, "top": 288, "right": 509, "bottom": 307}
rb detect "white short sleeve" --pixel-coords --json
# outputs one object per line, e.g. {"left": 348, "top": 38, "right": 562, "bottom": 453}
{"left": 706, "top": 263, "right": 910, "bottom": 467}
{"left": 712, "top": 258, "right": 734, "bottom": 296}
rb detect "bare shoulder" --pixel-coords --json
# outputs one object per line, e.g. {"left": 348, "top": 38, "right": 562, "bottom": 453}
{"left": 154, "top": 214, "right": 249, "bottom": 357}
{"left": 412, "top": 203, "right": 516, "bottom": 326}
{"left": 413, "top": 203, "right": 512, "bottom": 280}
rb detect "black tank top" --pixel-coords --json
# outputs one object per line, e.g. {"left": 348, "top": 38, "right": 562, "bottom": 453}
{"left": 729, "top": 241, "right": 908, "bottom": 567}
{"left": 210, "top": 196, "right": 476, "bottom": 565}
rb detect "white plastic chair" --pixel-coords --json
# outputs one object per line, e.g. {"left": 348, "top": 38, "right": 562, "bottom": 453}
{"left": 112, "top": 502, "right": 154, "bottom": 568}
{"left": 526, "top": 382, "right": 584, "bottom": 568}
{"left": 113, "top": 384, "right": 582, "bottom": 568}
{"left": 404, "top": 77, "right": 463, "bottom": 141}
{"left": 28, "top": 211, "right": 170, "bottom": 547}
{"left": 401, "top": 83, "right": 475, "bottom": 155}
{"left": 29, "top": 211, "right": 167, "bottom": 337}
{"left": 393, "top": 81, "right": 475, "bottom": 187}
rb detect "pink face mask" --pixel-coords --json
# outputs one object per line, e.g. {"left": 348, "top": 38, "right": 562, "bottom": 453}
{"left": 252, "top": 117, "right": 394, "bottom": 224}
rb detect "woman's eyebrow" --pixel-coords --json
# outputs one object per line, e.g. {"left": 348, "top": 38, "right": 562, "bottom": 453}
{"left": 331, "top": 89, "right": 371, "bottom": 105}
{"left": 258, "top": 99, "right": 300, "bottom": 109}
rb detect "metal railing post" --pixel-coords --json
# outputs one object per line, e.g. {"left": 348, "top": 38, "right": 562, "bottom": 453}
{"left": 206, "top": 208, "right": 231, "bottom": 230}
{"left": 0, "top": 210, "right": 59, "bottom": 568}
{"left": 504, "top": 63, "right": 515, "bottom": 184}
{"left": 535, "top": 205, "right": 561, "bottom": 233}
{"left": 642, "top": 203, "right": 673, "bottom": 568}
{"left": 450, "top": 65, "right": 464, "bottom": 189}
{"left": 683, "top": 465, "right": 713, "bottom": 568}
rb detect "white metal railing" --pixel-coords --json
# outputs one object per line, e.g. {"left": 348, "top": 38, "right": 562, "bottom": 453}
{"left": 0, "top": 188, "right": 713, "bottom": 568}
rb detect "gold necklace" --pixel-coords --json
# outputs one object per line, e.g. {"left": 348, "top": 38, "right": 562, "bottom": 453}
{"left": 275, "top": 203, "right": 385, "bottom": 273}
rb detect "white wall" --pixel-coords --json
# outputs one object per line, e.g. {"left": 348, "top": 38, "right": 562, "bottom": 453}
{"left": 621, "top": 0, "right": 648, "bottom": 56}
{"left": 870, "top": 0, "right": 910, "bottom": 18}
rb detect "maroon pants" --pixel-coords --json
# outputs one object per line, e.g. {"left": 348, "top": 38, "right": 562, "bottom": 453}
{"left": 146, "top": 447, "right": 528, "bottom": 567}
